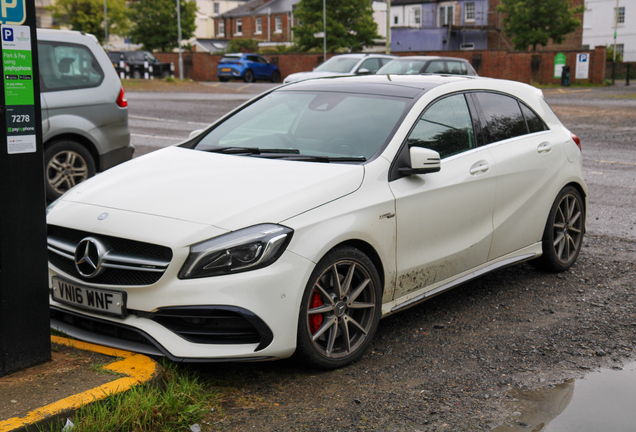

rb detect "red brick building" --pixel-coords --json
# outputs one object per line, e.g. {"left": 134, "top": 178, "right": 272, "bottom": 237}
{"left": 214, "top": 0, "right": 301, "bottom": 46}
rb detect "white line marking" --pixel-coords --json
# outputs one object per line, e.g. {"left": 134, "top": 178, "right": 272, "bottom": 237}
{"left": 130, "top": 115, "right": 208, "bottom": 126}
{"left": 131, "top": 133, "right": 183, "bottom": 140}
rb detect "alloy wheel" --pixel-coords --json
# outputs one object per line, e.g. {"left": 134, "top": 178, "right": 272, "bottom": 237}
{"left": 47, "top": 150, "right": 89, "bottom": 195}
{"left": 551, "top": 193, "right": 584, "bottom": 264}
{"left": 306, "top": 259, "right": 377, "bottom": 359}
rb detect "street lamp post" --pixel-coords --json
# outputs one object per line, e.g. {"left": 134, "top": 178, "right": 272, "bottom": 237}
{"left": 177, "top": 0, "right": 184, "bottom": 80}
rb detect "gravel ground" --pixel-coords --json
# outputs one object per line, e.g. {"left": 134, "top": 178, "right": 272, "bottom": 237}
{"left": 177, "top": 85, "right": 636, "bottom": 431}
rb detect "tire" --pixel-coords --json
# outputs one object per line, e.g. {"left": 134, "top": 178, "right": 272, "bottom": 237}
{"left": 243, "top": 69, "right": 255, "bottom": 83}
{"left": 44, "top": 140, "right": 96, "bottom": 202}
{"left": 132, "top": 69, "right": 142, "bottom": 79}
{"left": 271, "top": 70, "right": 281, "bottom": 83}
{"left": 296, "top": 246, "right": 382, "bottom": 369}
{"left": 219, "top": 76, "right": 230, "bottom": 82}
{"left": 530, "top": 186, "right": 585, "bottom": 272}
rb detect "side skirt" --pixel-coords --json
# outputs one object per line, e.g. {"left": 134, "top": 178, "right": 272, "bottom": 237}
{"left": 383, "top": 243, "right": 541, "bottom": 317}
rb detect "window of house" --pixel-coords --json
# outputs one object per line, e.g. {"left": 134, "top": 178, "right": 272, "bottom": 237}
{"left": 256, "top": 17, "right": 262, "bottom": 34}
{"left": 465, "top": 2, "right": 475, "bottom": 22}
{"left": 218, "top": 20, "right": 225, "bottom": 36}
{"left": 616, "top": 6, "right": 625, "bottom": 24}
{"left": 407, "top": 94, "right": 476, "bottom": 159}
{"left": 275, "top": 15, "right": 282, "bottom": 33}
{"left": 214, "top": 2, "right": 220, "bottom": 14}
{"left": 394, "top": 15, "right": 399, "bottom": 25}
{"left": 236, "top": 18, "right": 242, "bottom": 35}
{"left": 439, "top": 4, "right": 454, "bottom": 26}
{"left": 413, "top": 7, "right": 421, "bottom": 26}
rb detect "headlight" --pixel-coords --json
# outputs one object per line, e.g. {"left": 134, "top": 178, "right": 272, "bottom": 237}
{"left": 178, "top": 224, "right": 293, "bottom": 279}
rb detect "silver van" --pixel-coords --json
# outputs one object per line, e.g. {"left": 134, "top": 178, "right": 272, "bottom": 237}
{"left": 37, "top": 29, "right": 132, "bottom": 201}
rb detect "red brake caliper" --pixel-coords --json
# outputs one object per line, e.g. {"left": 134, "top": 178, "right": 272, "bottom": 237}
{"left": 309, "top": 290, "right": 323, "bottom": 334}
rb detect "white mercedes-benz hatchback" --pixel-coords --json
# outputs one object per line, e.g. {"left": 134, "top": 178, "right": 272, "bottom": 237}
{"left": 47, "top": 75, "right": 587, "bottom": 368}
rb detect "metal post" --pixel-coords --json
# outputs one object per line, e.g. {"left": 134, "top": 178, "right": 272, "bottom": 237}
{"left": 104, "top": 0, "right": 108, "bottom": 46}
{"left": 613, "top": 0, "right": 619, "bottom": 84}
{"left": 627, "top": 63, "right": 631, "bottom": 86}
{"left": 386, "top": 0, "right": 391, "bottom": 54}
{"left": 177, "top": 0, "right": 184, "bottom": 81}
{"left": 323, "top": 0, "right": 326, "bottom": 62}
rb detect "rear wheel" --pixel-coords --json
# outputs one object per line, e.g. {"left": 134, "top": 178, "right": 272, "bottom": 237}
{"left": 271, "top": 70, "right": 281, "bottom": 83}
{"left": 44, "top": 140, "right": 96, "bottom": 202}
{"left": 132, "top": 69, "right": 142, "bottom": 79}
{"left": 530, "top": 186, "right": 585, "bottom": 272}
{"left": 243, "top": 69, "right": 255, "bottom": 83}
{"left": 296, "top": 246, "right": 382, "bottom": 369}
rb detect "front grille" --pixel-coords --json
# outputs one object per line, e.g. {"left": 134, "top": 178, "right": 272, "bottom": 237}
{"left": 48, "top": 225, "right": 173, "bottom": 286}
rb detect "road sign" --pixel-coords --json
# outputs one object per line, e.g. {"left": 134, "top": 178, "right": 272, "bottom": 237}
{"left": 576, "top": 53, "right": 590, "bottom": 80}
{"left": 0, "top": 0, "right": 26, "bottom": 25}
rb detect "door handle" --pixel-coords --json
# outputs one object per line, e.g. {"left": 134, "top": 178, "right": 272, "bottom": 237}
{"left": 469, "top": 162, "right": 489, "bottom": 175}
{"left": 537, "top": 142, "right": 552, "bottom": 153}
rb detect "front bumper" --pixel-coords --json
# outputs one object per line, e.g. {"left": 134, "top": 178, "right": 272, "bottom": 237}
{"left": 49, "top": 248, "right": 314, "bottom": 361}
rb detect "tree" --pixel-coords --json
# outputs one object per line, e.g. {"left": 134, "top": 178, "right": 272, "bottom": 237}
{"left": 293, "top": 0, "right": 379, "bottom": 52}
{"left": 47, "top": 0, "right": 129, "bottom": 45}
{"left": 127, "top": 0, "right": 197, "bottom": 52}
{"left": 497, "top": 0, "right": 585, "bottom": 51}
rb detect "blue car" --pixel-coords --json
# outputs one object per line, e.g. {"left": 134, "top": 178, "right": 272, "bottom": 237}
{"left": 217, "top": 53, "right": 281, "bottom": 83}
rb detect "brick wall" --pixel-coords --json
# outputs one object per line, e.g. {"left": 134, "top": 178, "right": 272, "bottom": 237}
{"left": 155, "top": 47, "right": 606, "bottom": 85}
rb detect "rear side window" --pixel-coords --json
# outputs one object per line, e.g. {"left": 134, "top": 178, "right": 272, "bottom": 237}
{"left": 38, "top": 41, "right": 104, "bottom": 92}
{"left": 424, "top": 60, "right": 446, "bottom": 74}
{"left": 406, "top": 94, "right": 476, "bottom": 158}
{"left": 358, "top": 58, "right": 382, "bottom": 73}
{"left": 475, "top": 92, "right": 527, "bottom": 143}
{"left": 446, "top": 60, "right": 467, "bottom": 75}
{"left": 520, "top": 102, "right": 548, "bottom": 133}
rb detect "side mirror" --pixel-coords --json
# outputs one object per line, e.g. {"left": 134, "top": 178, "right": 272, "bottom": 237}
{"left": 399, "top": 147, "right": 441, "bottom": 176}
{"left": 189, "top": 129, "right": 204, "bottom": 139}
{"left": 356, "top": 68, "right": 371, "bottom": 75}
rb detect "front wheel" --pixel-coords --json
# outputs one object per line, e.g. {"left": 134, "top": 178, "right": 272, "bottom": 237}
{"left": 296, "top": 246, "right": 382, "bottom": 369}
{"left": 243, "top": 69, "right": 255, "bottom": 83}
{"left": 530, "top": 186, "right": 585, "bottom": 272}
{"left": 44, "top": 140, "right": 96, "bottom": 202}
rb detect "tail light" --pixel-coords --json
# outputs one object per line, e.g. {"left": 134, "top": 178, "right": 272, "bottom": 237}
{"left": 116, "top": 86, "right": 127, "bottom": 108}
{"left": 571, "top": 133, "right": 581, "bottom": 152}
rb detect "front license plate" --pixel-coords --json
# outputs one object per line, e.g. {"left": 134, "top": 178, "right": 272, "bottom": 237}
{"left": 221, "top": 68, "right": 231, "bottom": 72}
{"left": 52, "top": 277, "right": 126, "bottom": 318}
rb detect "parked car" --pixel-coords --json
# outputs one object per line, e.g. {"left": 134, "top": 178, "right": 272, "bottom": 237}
{"left": 376, "top": 56, "right": 478, "bottom": 76}
{"left": 47, "top": 74, "right": 586, "bottom": 369}
{"left": 217, "top": 53, "right": 280, "bottom": 83}
{"left": 107, "top": 50, "right": 172, "bottom": 79}
{"left": 37, "top": 29, "right": 132, "bottom": 202}
{"left": 283, "top": 53, "right": 396, "bottom": 83}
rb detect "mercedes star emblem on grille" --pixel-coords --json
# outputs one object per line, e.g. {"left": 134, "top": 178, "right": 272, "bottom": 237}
{"left": 74, "top": 237, "right": 108, "bottom": 278}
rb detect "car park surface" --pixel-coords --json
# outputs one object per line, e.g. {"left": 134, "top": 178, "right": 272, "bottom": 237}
{"left": 217, "top": 53, "right": 281, "bottom": 83}
{"left": 37, "top": 29, "right": 132, "bottom": 201}
{"left": 48, "top": 75, "right": 586, "bottom": 369}
{"left": 282, "top": 53, "right": 396, "bottom": 83}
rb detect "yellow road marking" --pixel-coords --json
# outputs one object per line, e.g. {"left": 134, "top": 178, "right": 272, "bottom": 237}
{"left": 0, "top": 336, "right": 162, "bottom": 432}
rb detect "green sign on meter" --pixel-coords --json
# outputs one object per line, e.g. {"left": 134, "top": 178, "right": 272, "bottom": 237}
{"left": 554, "top": 52, "right": 566, "bottom": 79}
{"left": 2, "top": 24, "right": 36, "bottom": 154}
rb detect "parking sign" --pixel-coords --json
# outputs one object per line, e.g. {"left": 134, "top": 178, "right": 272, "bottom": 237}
{"left": 0, "top": 0, "right": 26, "bottom": 25}
{"left": 576, "top": 53, "right": 590, "bottom": 80}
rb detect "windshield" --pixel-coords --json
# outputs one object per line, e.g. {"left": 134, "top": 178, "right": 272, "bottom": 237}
{"left": 191, "top": 90, "right": 409, "bottom": 160}
{"left": 314, "top": 57, "right": 360, "bottom": 73}
{"left": 377, "top": 59, "right": 430, "bottom": 74}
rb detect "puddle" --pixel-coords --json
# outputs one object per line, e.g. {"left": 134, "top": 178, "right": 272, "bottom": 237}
{"left": 494, "top": 362, "right": 636, "bottom": 431}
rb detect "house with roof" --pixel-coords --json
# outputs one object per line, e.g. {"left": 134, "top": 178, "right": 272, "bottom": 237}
{"left": 214, "top": 0, "right": 301, "bottom": 47}
{"left": 582, "top": 0, "right": 635, "bottom": 60}
{"left": 390, "top": 0, "right": 492, "bottom": 52}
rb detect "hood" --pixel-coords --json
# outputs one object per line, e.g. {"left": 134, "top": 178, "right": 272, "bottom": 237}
{"left": 61, "top": 146, "right": 365, "bottom": 230}
{"left": 284, "top": 71, "right": 348, "bottom": 83}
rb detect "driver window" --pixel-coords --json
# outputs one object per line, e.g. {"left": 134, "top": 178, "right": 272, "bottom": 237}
{"left": 358, "top": 58, "right": 382, "bottom": 73}
{"left": 406, "top": 94, "right": 476, "bottom": 158}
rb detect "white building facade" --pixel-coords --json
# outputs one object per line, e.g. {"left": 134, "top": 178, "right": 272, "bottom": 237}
{"left": 583, "top": 0, "right": 636, "bottom": 60}
{"left": 195, "top": 0, "right": 248, "bottom": 39}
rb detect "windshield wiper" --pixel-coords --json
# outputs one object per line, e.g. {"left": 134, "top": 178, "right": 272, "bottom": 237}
{"left": 282, "top": 155, "right": 367, "bottom": 163}
{"left": 206, "top": 147, "right": 300, "bottom": 155}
